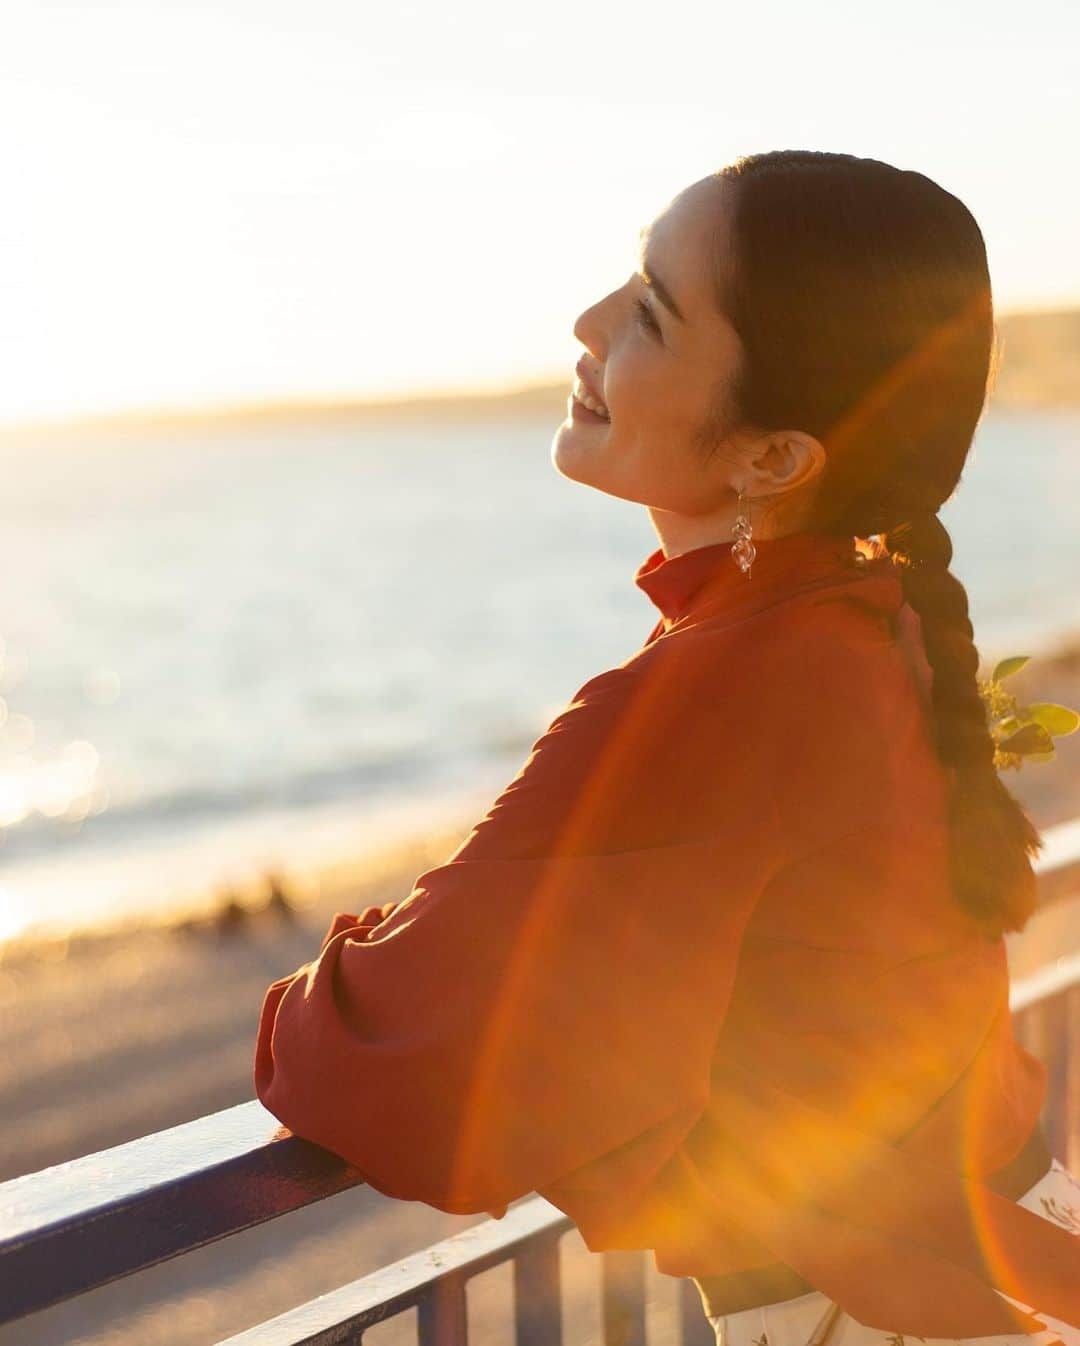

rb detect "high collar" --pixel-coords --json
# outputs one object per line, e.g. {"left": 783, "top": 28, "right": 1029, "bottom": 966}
{"left": 634, "top": 531, "right": 892, "bottom": 627}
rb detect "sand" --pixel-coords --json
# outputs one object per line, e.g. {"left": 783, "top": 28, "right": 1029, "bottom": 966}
{"left": 3, "top": 636, "right": 1080, "bottom": 1346}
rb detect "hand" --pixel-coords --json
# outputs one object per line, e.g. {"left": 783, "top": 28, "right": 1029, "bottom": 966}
{"left": 356, "top": 900, "right": 398, "bottom": 927}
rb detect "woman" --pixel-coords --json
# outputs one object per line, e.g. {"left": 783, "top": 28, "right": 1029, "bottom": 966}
{"left": 254, "top": 151, "right": 1080, "bottom": 1343}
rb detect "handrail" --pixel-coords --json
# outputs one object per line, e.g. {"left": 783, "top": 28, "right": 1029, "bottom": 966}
{"left": 0, "top": 1101, "right": 361, "bottom": 1323}
{"left": 1011, "top": 950, "right": 1080, "bottom": 1012}
{"left": 1, "top": 815, "right": 1078, "bottom": 1339}
{"left": 1032, "top": 815, "right": 1080, "bottom": 910}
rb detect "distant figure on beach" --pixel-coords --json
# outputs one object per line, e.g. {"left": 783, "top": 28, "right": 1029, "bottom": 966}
{"left": 253, "top": 152, "right": 1080, "bottom": 1344}
{"left": 212, "top": 888, "right": 248, "bottom": 935}
{"left": 262, "top": 872, "right": 296, "bottom": 923}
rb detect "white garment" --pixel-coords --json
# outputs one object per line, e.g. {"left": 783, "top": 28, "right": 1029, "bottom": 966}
{"left": 708, "top": 1159, "right": 1080, "bottom": 1346}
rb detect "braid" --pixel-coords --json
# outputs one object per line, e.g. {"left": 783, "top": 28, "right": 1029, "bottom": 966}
{"left": 880, "top": 511, "right": 1041, "bottom": 936}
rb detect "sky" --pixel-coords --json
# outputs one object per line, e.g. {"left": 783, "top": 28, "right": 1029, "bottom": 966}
{"left": 1, "top": 0, "right": 1078, "bottom": 426}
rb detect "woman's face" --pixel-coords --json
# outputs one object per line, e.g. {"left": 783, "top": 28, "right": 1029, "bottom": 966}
{"left": 551, "top": 175, "right": 748, "bottom": 517}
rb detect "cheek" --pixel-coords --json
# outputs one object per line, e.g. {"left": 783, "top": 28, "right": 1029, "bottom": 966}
{"left": 606, "top": 344, "right": 677, "bottom": 426}
{"left": 607, "top": 353, "right": 711, "bottom": 455}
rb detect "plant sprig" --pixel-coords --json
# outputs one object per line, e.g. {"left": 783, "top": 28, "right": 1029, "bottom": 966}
{"left": 977, "top": 655, "right": 1080, "bottom": 771}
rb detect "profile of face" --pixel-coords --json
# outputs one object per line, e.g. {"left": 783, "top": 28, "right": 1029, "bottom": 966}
{"left": 551, "top": 174, "right": 825, "bottom": 552}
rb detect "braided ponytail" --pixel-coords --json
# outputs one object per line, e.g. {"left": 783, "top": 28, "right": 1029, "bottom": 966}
{"left": 882, "top": 512, "right": 1040, "bottom": 934}
{"left": 706, "top": 149, "right": 1043, "bottom": 938}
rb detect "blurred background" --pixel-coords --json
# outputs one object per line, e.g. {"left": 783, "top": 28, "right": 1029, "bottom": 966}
{"left": 1, "top": 2, "right": 1078, "bottom": 1343}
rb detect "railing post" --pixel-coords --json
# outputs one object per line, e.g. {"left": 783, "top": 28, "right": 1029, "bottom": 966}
{"left": 513, "top": 1231, "right": 563, "bottom": 1346}
{"left": 601, "top": 1249, "right": 646, "bottom": 1346}
{"left": 1027, "top": 994, "right": 1071, "bottom": 1162}
{"left": 679, "top": 1277, "right": 716, "bottom": 1345}
{"left": 1066, "top": 983, "right": 1080, "bottom": 1173}
{"left": 417, "top": 1269, "right": 469, "bottom": 1345}
{"left": 1047, "top": 994, "right": 1070, "bottom": 1164}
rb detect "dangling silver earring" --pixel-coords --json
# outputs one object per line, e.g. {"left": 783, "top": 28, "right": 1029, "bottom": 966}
{"left": 732, "top": 488, "right": 755, "bottom": 579}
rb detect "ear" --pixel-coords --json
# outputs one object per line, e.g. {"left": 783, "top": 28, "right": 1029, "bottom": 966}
{"left": 746, "top": 429, "right": 826, "bottom": 496}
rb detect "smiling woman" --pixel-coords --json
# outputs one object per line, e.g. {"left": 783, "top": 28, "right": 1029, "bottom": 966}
{"left": 254, "top": 150, "right": 1080, "bottom": 1346}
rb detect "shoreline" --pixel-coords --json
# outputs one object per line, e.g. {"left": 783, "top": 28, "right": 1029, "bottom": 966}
{"left": 0, "top": 808, "right": 479, "bottom": 972}
{"left": 0, "top": 762, "right": 515, "bottom": 966}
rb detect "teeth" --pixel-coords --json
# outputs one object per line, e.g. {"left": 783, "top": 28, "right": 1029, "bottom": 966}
{"left": 572, "top": 379, "right": 610, "bottom": 419}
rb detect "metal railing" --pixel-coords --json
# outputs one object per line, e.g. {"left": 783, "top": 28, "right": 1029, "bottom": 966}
{"left": 2, "top": 818, "right": 1078, "bottom": 1345}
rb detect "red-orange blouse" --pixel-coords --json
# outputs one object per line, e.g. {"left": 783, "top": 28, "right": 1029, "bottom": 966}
{"left": 254, "top": 531, "right": 1080, "bottom": 1336}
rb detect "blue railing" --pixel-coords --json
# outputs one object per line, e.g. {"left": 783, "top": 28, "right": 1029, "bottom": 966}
{"left": 2, "top": 818, "right": 1078, "bottom": 1344}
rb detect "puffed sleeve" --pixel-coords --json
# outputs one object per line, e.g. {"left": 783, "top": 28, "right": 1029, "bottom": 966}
{"left": 253, "top": 631, "right": 788, "bottom": 1215}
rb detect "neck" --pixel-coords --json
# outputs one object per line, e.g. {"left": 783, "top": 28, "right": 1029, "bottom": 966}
{"left": 646, "top": 498, "right": 798, "bottom": 560}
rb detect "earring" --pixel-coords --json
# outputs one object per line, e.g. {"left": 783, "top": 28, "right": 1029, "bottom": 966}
{"left": 732, "top": 488, "right": 755, "bottom": 579}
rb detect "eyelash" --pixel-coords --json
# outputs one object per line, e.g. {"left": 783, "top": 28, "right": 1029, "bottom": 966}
{"left": 633, "top": 297, "right": 661, "bottom": 337}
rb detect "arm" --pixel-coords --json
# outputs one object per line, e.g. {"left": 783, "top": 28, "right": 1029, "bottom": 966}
{"left": 254, "top": 635, "right": 786, "bottom": 1215}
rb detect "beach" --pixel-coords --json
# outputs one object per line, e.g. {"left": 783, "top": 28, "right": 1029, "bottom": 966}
{"left": 3, "top": 631, "right": 1080, "bottom": 1345}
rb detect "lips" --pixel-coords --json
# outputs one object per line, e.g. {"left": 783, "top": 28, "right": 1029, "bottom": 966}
{"left": 574, "top": 357, "right": 607, "bottom": 410}
{"left": 571, "top": 394, "right": 609, "bottom": 424}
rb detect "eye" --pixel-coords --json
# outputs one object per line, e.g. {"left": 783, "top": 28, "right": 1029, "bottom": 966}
{"left": 633, "top": 296, "right": 662, "bottom": 338}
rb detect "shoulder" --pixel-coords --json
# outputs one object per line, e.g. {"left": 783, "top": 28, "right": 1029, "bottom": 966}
{"left": 634, "top": 573, "right": 942, "bottom": 837}
{"left": 627, "top": 567, "right": 905, "bottom": 710}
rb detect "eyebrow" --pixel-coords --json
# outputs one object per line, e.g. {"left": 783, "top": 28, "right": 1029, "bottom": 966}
{"left": 636, "top": 227, "right": 686, "bottom": 323}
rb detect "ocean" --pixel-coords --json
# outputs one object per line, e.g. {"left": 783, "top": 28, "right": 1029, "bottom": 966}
{"left": 1, "top": 405, "right": 1078, "bottom": 944}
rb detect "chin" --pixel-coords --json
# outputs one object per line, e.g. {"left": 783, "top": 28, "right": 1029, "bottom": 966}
{"left": 550, "top": 420, "right": 597, "bottom": 487}
{"left": 549, "top": 425, "right": 648, "bottom": 507}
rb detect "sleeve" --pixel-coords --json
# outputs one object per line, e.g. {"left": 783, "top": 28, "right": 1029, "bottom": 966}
{"left": 253, "top": 635, "right": 788, "bottom": 1216}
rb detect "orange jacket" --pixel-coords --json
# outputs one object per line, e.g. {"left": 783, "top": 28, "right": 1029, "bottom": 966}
{"left": 254, "top": 530, "right": 1080, "bottom": 1336}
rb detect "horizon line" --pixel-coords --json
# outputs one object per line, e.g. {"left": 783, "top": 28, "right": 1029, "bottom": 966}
{"left": 0, "top": 372, "right": 576, "bottom": 439}
{"left": 2, "top": 299, "right": 1078, "bottom": 438}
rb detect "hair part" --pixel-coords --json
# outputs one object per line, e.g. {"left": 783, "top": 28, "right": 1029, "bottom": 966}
{"left": 706, "top": 149, "right": 1040, "bottom": 937}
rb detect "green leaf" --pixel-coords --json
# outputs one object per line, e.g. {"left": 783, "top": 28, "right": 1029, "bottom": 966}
{"left": 991, "top": 655, "right": 1031, "bottom": 682}
{"left": 992, "top": 715, "right": 1024, "bottom": 737}
{"left": 998, "top": 723, "right": 1055, "bottom": 755}
{"left": 1020, "top": 703, "right": 1080, "bottom": 737}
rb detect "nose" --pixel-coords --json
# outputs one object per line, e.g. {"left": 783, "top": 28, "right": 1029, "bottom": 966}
{"left": 573, "top": 291, "right": 610, "bottom": 362}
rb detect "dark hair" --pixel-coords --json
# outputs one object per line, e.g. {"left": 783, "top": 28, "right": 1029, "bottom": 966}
{"left": 709, "top": 149, "right": 1040, "bottom": 938}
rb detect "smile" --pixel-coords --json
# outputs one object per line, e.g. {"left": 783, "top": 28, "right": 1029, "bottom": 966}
{"left": 570, "top": 379, "right": 610, "bottom": 421}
